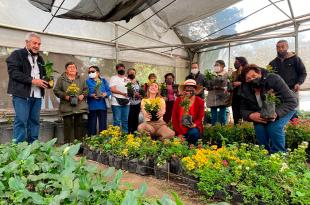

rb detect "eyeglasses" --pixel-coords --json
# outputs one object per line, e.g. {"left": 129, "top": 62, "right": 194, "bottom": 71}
{"left": 88, "top": 71, "right": 96, "bottom": 74}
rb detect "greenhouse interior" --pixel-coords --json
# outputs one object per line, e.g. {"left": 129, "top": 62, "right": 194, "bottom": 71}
{"left": 0, "top": 0, "right": 309, "bottom": 204}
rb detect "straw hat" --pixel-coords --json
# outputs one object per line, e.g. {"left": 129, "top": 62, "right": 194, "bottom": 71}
{"left": 178, "top": 79, "right": 204, "bottom": 95}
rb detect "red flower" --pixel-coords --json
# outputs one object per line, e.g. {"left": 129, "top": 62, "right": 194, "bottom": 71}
{"left": 289, "top": 117, "right": 300, "bottom": 126}
{"left": 222, "top": 159, "right": 229, "bottom": 167}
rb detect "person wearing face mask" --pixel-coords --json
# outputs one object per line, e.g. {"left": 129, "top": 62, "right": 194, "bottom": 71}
{"left": 186, "top": 62, "right": 207, "bottom": 98}
{"left": 163, "top": 73, "right": 178, "bottom": 123}
{"left": 172, "top": 79, "right": 204, "bottom": 145}
{"left": 6, "top": 32, "right": 49, "bottom": 143}
{"left": 109, "top": 63, "right": 130, "bottom": 133}
{"left": 240, "top": 64, "right": 297, "bottom": 153}
{"left": 231, "top": 57, "right": 248, "bottom": 125}
{"left": 53, "top": 62, "right": 88, "bottom": 143}
{"left": 86, "top": 66, "right": 111, "bottom": 136}
{"left": 127, "top": 68, "right": 142, "bottom": 133}
{"left": 269, "top": 40, "right": 307, "bottom": 93}
{"left": 206, "top": 60, "right": 231, "bottom": 125}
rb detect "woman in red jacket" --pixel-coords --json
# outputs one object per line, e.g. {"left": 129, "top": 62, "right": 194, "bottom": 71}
{"left": 172, "top": 79, "right": 205, "bottom": 145}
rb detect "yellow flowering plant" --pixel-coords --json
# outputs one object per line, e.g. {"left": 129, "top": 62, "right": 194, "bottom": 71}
{"left": 66, "top": 83, "right": 80, "bottom": 96}
{"left": 144, "top": 97, "right": 161, "bottom": 121}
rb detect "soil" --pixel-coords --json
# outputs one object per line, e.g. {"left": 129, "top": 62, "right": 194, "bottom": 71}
{"left": 84, "top": 158, "right": 208, "bottom": 205}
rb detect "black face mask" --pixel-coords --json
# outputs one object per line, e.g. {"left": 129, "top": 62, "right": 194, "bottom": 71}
{"left": 249, "top": 77, "right": 261, "bottom": 88}
{"left": 29, "top": 49, "right": 38, "bottom": 56}
{"left": 117, "top": 69, "right": 125, "bottom": 75}
{"left": 128, "top": 74, "right": 135, "bottom": 79}
{"left": 185, "top": 90, "right": 195, "bottom": 97}
{"left": 234, "top": 62, "right": 240, "bottom": 69}
{"left": 277, "top": 51, "right": 287, "bottom": 58}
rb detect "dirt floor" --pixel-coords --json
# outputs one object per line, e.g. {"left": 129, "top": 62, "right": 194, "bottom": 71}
{"left": 84, "top": 159, "right": 209, "bottom": 205}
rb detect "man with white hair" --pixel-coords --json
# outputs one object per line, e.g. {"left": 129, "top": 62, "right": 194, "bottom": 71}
{"left": 6, "top": 32, "right": 48, "bottom": 143}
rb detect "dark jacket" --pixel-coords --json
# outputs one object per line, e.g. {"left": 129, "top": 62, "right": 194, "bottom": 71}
{"left": 53, "top": 73, "right": 88, "bottom": 116}
{"left": 269, "top": 52, "right": 307, "bottom": 89}
{"left": 6, "top": 48, "right": 46, "bottom": 98}
{"left": 186, "top": 71, "right": 207, "bottom": 97}
{"left": 240, "top": 71, "right": 297, "bottom": 121}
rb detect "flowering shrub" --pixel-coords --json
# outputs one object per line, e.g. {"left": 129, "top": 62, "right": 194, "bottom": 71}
{"left": 66, "top": 83, "right": 80, "bottom": 96}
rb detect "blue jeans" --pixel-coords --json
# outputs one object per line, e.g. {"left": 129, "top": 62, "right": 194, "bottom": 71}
{"left": 184, "top": 128, "right": 200, "bottom": 145}
{"left": 211, "top": 107, "right": 227, "bottom": 125}
{"left": 254, "top": 110, "right": 296, "bottom": 153}
{"left": 12, "top": 96, "right": 42, "bottom": 143}
{"left": 88, "top": 109, "right": 107, "bottom": 136}
{"left": 111, "top": 105, "right": 129, "bottom": 133}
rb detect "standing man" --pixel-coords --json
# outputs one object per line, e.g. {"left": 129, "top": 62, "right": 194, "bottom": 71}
{"left": 6, "top": 32, "right": 48, "bottom": 143}
{"left": 269, "top": 40, "right": 307, "bottom": 118}
{"left": 110, "top": 63, "right": 130, "bottom": 133}
{"left": 186, "top": 62, "right": 207, "bottom": 98}
{"left": 269, "top": 40, "right": 307, "bottom": 92}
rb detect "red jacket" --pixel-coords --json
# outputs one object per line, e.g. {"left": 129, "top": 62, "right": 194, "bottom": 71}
{"left": 172, "top": 96, "right": 204, "bottom": 135}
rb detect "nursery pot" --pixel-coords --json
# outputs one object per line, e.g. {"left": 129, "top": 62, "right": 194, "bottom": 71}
{"left": 39, "top": 121, "right": 56, "bottom": 142}
{"left": 0, "top": 123, "right": 13, "bottom": 144}
{"left": 108, "top": 154, "right": 115, "bottom": 167}
{"left": 181, "top": 114, "right": 193, "bottom": 127}
{"left": 43, "top": 76, "right": 54, "bottom": 89}
{"left": 121, "top": 158, "right": 129, "bottom": 170}
{"left": 113, "top": 156, "right": 122, "bottom": 169}
{"left": 98, "top": 152, "right": 109, "bottom": 165}
{"left": 128, "top": 158, "right": 138, "bottom": 173}
{"left": 92, "top": 150, "right": 100, "bottom": 161}
{"left": 127, "top": 89, "right": 135, "bottom": 98}
{"left": 154, "top": 162, "right": 168, "bottom": 180}
{"left": 70, "top": 96, "right": 78, "bottom": 106}
{"left": 160, "top": 89, "right": 167, "bottom": 97}
{"left": 169, "top": 158, "right": 182, "bottom": 175}
{"left": 260, "top": 101, "right": 276, "bottom": 119}
{"left": 136, "top": 158, "right": 153, "bottom": 176}
{"left": 150, "top": 111, "right": 159, "bottom": 121}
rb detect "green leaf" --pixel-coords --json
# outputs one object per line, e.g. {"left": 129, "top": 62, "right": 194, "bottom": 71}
{"left": 121, "top": 190, "right": 138, "bottom": 205}
{"left": 138, "top": 183, "right": 147, "bottom": 195}
{"left": 17, "top": 145, "right": 31, "bottom": 160}
{"left": 67, "top": 143, "right": 81, "bottom": 156}
{"left": 0, "top": 181, "right": 5, "bottom": 192}
{"left": 27, "top": 191, "right": 45, "bottom": 204}
{"left": 103, "top": 167, "right": 115, "bottom": 177}
{"left": 171, "top": 192, "right": 183, "bottom": 205}
{"left": 8, "top": 177, "right": 25, "bottom": 191}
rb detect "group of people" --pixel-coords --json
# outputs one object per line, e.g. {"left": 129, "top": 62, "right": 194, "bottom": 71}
{"left": 6, "top": 32, "right": 307, "bottom": 153}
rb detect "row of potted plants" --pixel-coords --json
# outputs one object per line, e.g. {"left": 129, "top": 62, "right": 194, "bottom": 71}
{"left": 0, "top": 139, "right": 180, "bottom": 204}
{"left": 82, "top": 125, "right": 310, "bottom": 204}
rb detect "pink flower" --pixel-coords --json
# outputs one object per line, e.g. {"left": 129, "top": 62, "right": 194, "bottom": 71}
{"left": 222, "top": 160, "right": 229, "bottom": 167}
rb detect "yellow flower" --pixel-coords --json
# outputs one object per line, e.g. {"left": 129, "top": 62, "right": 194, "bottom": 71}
{"left": 182, "top": 157, "right": 195, "bottom": 171}
{"left": 211, "top": 145, "right": 218, "bottom": 150}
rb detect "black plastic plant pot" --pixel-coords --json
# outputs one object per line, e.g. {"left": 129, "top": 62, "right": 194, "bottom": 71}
{"left": 127, "top": 89, "right": 135, "bottom": 98}
{"left": 181, "top": 172, "right": 198, "bottom": 190}
{"left": 98, "top": 153, "right": 109, "bottom": 165}
{"left": 206, "top": 81, "right": 214, "bottom": 90}
{"left": 260, "top": 101, "right": 276, "bottom": 119}
{"left": 161, "top": 89, "right": 167, "bottom": 97}
{"left": 128, "top": 158, "right": 138, "bottom": 173}
{"left": 182, "top": 115, "right": 193, "bottom": 127}
{"left": 43, "top": 76, "right": 54, "bottom": 89}
{"left": 136, "top": 159, "right": 152, "bottom": 176}
{"left": 170, "top": 158, "right": 182, "bottom": 175}
{"left": 91, "top": 150, "right": 100, "bottom": 161}
{"left": 213, "top": 190, "right": 227, "bottom": 201}
{"left": 154, "top": 162, "right": 168, "bottom": 180}
{"left": 150, "top": 111, "right": 159, "bottom": 121}
{"left": 95, "top": 89, "right": 102, "bottom": 98}
{"left": 70, "top": 96, "right": 78, "bottom": 106}
{"left": 114, "top": 156, "right": 122, "bottom": 170}
{"left": 121, "top": 158, "right": 129, "bottom": 170}
{"left": 108, "top": 154, "right": 115, "bottom": 167}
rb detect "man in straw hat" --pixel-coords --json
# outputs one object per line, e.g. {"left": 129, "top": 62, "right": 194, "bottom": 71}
{"left": 172, "top": 79, "right": 205, "bottom": 145}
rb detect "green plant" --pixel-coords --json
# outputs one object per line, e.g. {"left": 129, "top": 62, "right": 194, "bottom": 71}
{"left": 180, "top": 96, "right": 190, "bottom": 113}
{"left": 205, "top": 69, "right": 216, "bottom": 80}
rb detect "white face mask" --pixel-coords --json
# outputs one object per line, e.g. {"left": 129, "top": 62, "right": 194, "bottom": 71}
{"left": 89, "top": 72, "right": 97, "bottom": 78}
{"left": 191, "top": 68, "right": 199, "bottom": 75}
{"left": 214, "top": 66, "right": 222, "bottom": 73}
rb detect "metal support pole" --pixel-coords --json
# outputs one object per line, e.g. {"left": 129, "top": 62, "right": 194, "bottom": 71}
{"left": 228, "top": 43, "right": 231, "bottom": 74}
{"left": 294, "top": 23, "right": 299, "bottom": 55}
{"left": 115, "top": 25, "right": 119, "bottom": 63}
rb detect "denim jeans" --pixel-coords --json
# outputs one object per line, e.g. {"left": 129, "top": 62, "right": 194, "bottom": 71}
{"left": 12, "top": 96, "right": 42, "bottom": 143}
{"left": 211, "top": 106, "right": 227, "bottom": 125}
{"left": 184, "top": 128, "right": 200, "bottom": 145}
{"left": 88, "top": 109, "right": 107, "bottom": 136}
{"left": 111, "top": 105, "right": 129, "bottom": 133}
{"left": 254, "top": 110, "right": 296, "bottom": 153}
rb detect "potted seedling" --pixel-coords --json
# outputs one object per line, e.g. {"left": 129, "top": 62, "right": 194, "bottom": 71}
{"left": 180, "top": 96, "right": 192, "bottom": 127}
{"left": 160, "top": 83, "right": 168, "bottom": 97}
{"left": 144, "top": 97, "right": 161, "bottom": 121}
{"left": 125, "top": 82, "right": 135, "bottom": 98}
{"left": 66, "top": 83, "right": 80, "bottom": 106}
{"left": 43, "top": 60, "right": 58, "bottom": 88}
{"left": 260, "top": 89, "right": 280, "bottom": 119}
{"left": 205, "top": 69, "right": 216, "bottom": 90}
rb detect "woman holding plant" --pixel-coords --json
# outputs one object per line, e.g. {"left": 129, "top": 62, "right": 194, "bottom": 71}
{"left": 86, "top": 66, "right": 111, "bottom": 136}
{"left": 172, "top": 79, "right": 204, "bottom": 145}
{"left": 206, "top": 60, "right": 231, "bottom": 125}
{"left": 240, "top": 64, "right": 297, "bottom": 153}
{"left": 163, "top": 73, "right": 178, "bottom": 123}
{"left": 138, "top": 82, "right": 175, "bottom": 140}
{"left": 53, "top": 62, "right": 88, "bottom": 143}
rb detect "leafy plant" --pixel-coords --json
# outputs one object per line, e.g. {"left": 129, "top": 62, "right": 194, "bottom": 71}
{"left": 205, "top": 69, "right": 216, "bottom": 80}
{"left": 66, "top": 83, "right": 80, "bottom": 96}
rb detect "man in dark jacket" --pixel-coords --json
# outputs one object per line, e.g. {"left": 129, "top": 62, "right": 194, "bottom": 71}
{"left": 240, "top": 64, "right": 297, "bottom": 153}
{"left": 186, "top": 62, "right": 207, "bottom": 98}
{"left": 269, "top": 40, "right": 307, "bottom": 92}
{"left": 6, "top": 32, "right": 48, "bottom": 143}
